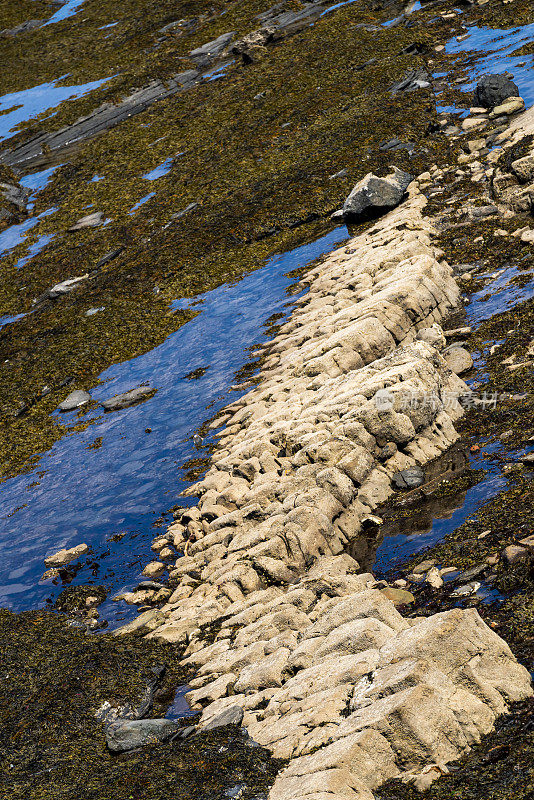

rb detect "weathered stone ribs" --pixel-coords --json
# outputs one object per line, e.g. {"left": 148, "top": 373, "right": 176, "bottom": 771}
{"left": 136, "top": 194, "right": 531, "bottom": 799}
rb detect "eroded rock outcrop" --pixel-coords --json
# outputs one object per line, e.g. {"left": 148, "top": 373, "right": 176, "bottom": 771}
{"left": 121, "top": 193, "right": 532, "bottom": 798}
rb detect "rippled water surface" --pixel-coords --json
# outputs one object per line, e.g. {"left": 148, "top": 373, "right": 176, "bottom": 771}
{"left": 0, "top": 225, "right": 348, "bottom": 620}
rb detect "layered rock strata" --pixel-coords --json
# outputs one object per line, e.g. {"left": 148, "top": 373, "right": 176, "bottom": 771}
{"left": 129, "top": 193, "right": 532, "bottom": 798}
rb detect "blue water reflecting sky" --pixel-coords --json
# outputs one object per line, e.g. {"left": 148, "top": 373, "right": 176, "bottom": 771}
{"left": 0, "top": 225, "right": 348, "bottom": 618}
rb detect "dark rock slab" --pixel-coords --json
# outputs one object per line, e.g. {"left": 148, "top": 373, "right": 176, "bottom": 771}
{"left": 392, "top": 466, "right": 425, "bottom": 490}
{"left": 474, "top": 74, "right": 519, "bottom": 109}
{"left": 0, "top": 71, "right": 200, "bottom": 171}
{"left": 57, "top": 389, "right": 91, "bottom": 412}
{"left": 202, "top": 705, "right": 244, "bottom": 731}
{"left": 106, "top": 718, "right": 180, "bottom": 753}
{"left": 390, "top": 69, "right": 431, "bottom": 94}
{"left": 0, "top": 20, "right": 44, "bottom": 37}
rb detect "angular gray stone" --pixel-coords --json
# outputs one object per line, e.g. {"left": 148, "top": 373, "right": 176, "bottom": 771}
{"left": 106, "top": 718, "right": 179, "bottom": 752}
{"left": 202, "top": 704, "right": 244, "bottom": 730}
{"left": 392, "top": 466, "right": 424, "bottom": 490}
{"left": 101, "top": 386, "right": 154, "bottom": 411}
{"left": 57, "top": 390, "right": 91, "bottom": 412}
{"left": 48, "top": 274, "right": 89, "bottom": 299}
{"left": 474, "top": 74, "right": 519, "bottom": 109}
{"left": 68, "top": 211, "right": 106, "bottom": 231}
{"left": 342, "top": 167, "right": 412, "bottom": 221}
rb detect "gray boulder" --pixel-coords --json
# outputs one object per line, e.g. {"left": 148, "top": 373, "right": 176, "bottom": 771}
{"left": 443, "top": 345, "right": 473, "bottom": 375}
{"left": 202, "top": 705, "right": 244, "bottom": 731}
{"left": 474, "top": 74, "right": 519, "bottom": 109}
{"left": 106, "top": 718, "right": 180, "bottom": 752}
{"left": 100, "top": 386, "right": 154, "bottom": 411}
{"left": 342, "top": 167, "right": 412, "bottom": 222}
{"left": 58, "top": 389, "right": 91, "bottom": 412}
{"left": 392, "top": 466, "right": 424, "bottom": 490}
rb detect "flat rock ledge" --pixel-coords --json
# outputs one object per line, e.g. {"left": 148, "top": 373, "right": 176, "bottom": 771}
{"left": 126, "top": 195, "right": 531, "bottom": 798}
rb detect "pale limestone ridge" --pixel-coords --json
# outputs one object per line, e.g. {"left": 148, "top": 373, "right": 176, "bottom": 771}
{"left": 131, "top": 194, "right": 532, "bottom": 799}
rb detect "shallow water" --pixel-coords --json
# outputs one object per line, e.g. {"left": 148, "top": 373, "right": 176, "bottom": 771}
{"left": 468, "top": 265, "right": 534, "bottom": 325}
{"left": 0, "top": 225, "right": 348, "bottom": 622}
{"left": 0, "top": 75, "right": 112, "bottom": 142}
{"left": 446, "top": 22, "right": 534, "bottom": 108}
{"left": 373, "top": 450, "right": 505, "bottom": 574}
{"left": 143, "top": 158, "right": 174, "bottom": 181}
{"left": 128, "top": 191, "right": 156, "bottom": 214}
{"left": 44, "top": 0, "right": 87, "bottom": 27}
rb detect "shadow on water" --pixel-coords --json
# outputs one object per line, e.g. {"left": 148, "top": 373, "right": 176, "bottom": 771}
{"left": 0, "top": 224, "right": 348, "bottom": 624}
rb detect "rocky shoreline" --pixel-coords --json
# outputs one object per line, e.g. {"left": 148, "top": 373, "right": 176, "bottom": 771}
{"left": 1, "top": 1, "right": 534, "bottom": 799}
{"left": 102, "top": 97, "right": 534, "bottom": 799}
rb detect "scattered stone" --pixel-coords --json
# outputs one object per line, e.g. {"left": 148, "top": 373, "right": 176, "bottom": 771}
{"left": 474, "top": 74, "right": 519, "bottom": 109}
{"left": 106, "top": 718, "right": 180, "bottom": 753}
{"left": 68, "top": 211, "right": 106, "bottom": 231}
{"left": 390, "top": 69, "right": 431, "bottom": 94}
{"left": 57, "top": 390, "right": 91, "bottom": 412}
{"left": 503, "top": 544, "right": 529, "bottom": 565}
{"left": 466, "top": 204, "right": 498, "bottom": 219}
{"left": 201, "top": 705, "right": 244, "bottom": 731}
{"left": 458, "top": 564, "right": 487, "bottom": 582}
{"left": 443, "top": 345, "right": 474, "bottom": 374}
{"left": 329, "top": 168, "right": 349, "bottom": 180}
{"left": 425, "top": 567, "right": 444, "bottom": 589}
{"left": 47, "top": 274, "right": 89, "bottom": 299}
{"left": 462, "top": 117, "right": 487, "bottom": 132}
{"left": 44, "top": 543, "right": 89, "bottom": 568}
{"left": 342, "top": 167, "right": 412, "bottom": 221}
{"left": 450, "top": 581, "right": 481, "bottom": 597}
{"left": 379, "top": 138, "right": 416, "bottom": 153}
{"left": 392, "top": 466, "right": 424, "bottom": 490}
{"left": 380, "top": 587, "right": 415, "bottom": 606}
{"left": 100, "top": 386, "right": 154, "bottom": 411}
{"left": 412, "top": 559, "right": 437, "bottom": 575}
{"left": 444, "top": 326, "right": 472, "bottom": 338}
{"left": 232, "top": 26, "right": 276, "bottom": 63}
{"left": 491, "top": 97, "right": 525, "bottom": 117}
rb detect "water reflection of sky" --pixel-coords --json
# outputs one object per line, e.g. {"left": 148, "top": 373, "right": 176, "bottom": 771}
{"left": 446, "top": 23, "right": 534, "bottom": 108}
{"left": 0, "top": 75, "right": 112, "bottom": 141}
{"left": 44, "top": 0, "right": 86, "bottom": 26}
{"left": 0, "top": 225, "right": 348, "bottom": 623}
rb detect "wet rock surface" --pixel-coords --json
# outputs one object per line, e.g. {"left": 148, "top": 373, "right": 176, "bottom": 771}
{"left": 100, "top": 386, "right": 155, "bottom": 412}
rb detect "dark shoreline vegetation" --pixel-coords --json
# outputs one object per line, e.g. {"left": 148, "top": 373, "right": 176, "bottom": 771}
{"left": 0, "top": 0, "right": 534, "bottom": 798}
